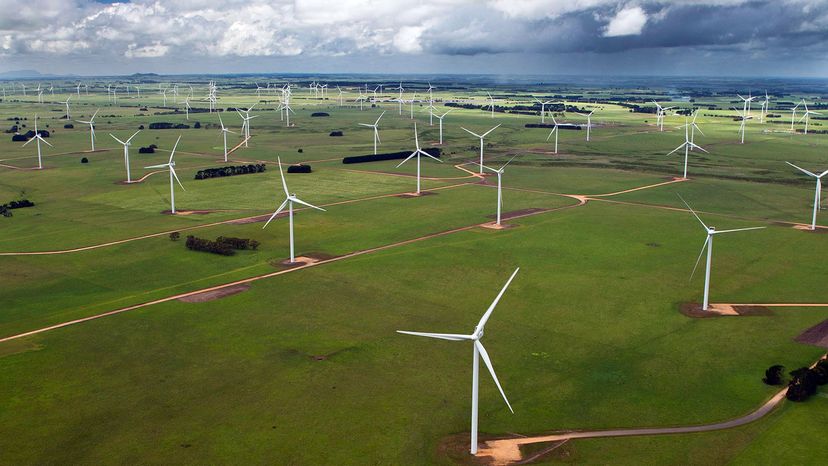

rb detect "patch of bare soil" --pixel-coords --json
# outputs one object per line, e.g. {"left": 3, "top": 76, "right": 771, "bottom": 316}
{"left": 398, "top": 191, "right": 439, "bottom": 198}
{"left": 437, "top": 433, "right": 498, "bottom": 465}
{"left": 679, "top": 302, "right": 772, "bottom": 318}
{"left": 487, "top": 208, "right": 547, "bottom": 221}
{"left": 162, "top": 209, "right": 224, "bottom": 216}
{"left": 178, "top": 284, "right": 250, "bottom": 303}
{"left": 480, "top": 222, "right": 515, "bottom": 230}
{"left": 272, "top": 252, "right": 337, "bottom": 268}
{"left": 796, "top": 319, "right": 828, "bottom": 348}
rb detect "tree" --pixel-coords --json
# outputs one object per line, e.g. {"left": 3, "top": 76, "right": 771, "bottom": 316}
{"left": 763, "top": 365, "right": 785, "bottom": 386}
{"left": 169, "top": 231, "right": 180, "bottom": 241}
{"left": 81, "top": 157, "right": 89, "bottom": 164}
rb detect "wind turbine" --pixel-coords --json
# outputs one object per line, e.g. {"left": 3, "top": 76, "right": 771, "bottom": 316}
{"left": 262, "top": 157, "right": 326, "bottom": 263}
{"left": 786, "top": 162, "right": 828, "bottom": 231}
{"left": 392, "top": 81, "right": 404, "bottom": 114}
{"left": 358, "top": 111, "right": 385, "bottom": 155}
{"left": 480, "top": 155, "right": 519, "bottom": 226}
{"left": 546, "top": 115, "right": 561, "bottom": 154}
{"left": 679, "top": 195, "right": 764, "bottom": 311}
{"left": 534, "top": 98, "right": 555, "bottom": 124}
{"left": 652, "top": 101, "right": 674, "bottom": 131}
{"left": 737, "top": 93, "right": 756, "bottom": 118}
{"left": 791, "top": 101, "right": 800, "bottom": 132}
{"left": 60, "top": 96, "right": 72, "bottom": 119}
{"left": 434, "top": 109, "right": 452, "bottom": 144}
{"left": 110, "top": 130, "right": 141, "bottom": 183}
{"left": 427, "top": 82, "right": 435, "bottom": 125}
{"left": 397, "top": 122, "right": 443, "bottom": 194}
{"left": 461, "top": 125, "right": 501, "bottom": 175}
{"left": 759, "top": 91, "right": 770, "bottom": 123}
{"left": 183, "top": 98, "right": 191, "bottom": 120}
{"left": 799, "top": 102, "right": 821, "bottom": 135}
{"left": 144, "top": 136, "right": 185, "bottom": 214}
{"left": 576, "top": 110, "right": 595, "bottom": 141}
{"left": 687, "top": 110, "right": 704, "bottom": 150}
{"left": 337, "top": 86, "right": 344, "bottom": 107}
{"left": 76, "top": 82, "right": 82, "bottom": 97}
{"left": 486, "top": 92, "right": 496, "bottom": 118}
{"left": 236, "top": 104, "right": 257, "bottom": 147}
{"left": 397, "top": 267, "right": 519, "bottom": 456}
{"left": 733, "top": 107, "right": 752, "bottom": 144}
{"left": 667, "top": 116, "right": 709, "bottom": 179}
{"left": 21, "top": 115, "right": 52, "bottom": 169}
{"left": 76, "top": 109, "right": 100, "bottom": 151}
{"left": 217, "top": 112, "right": 236, "bottom": 162}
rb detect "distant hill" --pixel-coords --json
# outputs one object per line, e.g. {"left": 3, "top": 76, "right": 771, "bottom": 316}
{"left": 0, "top": 69, "right": 78, "bottom": 79}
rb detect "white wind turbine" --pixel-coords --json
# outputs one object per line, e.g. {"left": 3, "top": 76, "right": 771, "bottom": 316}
{"left": 217, "top": 112, "right": 236, "bottom": 162}
{"left": 737, "top": 93, "right": 756, "bottom": 118}
{"left": 799, "top": 102, "right": 821, "bottom": 135}
{"left": 237, "top": 104, "right": 258, "bottom": 147}
{"left": 60, "top": 96, "right": 72, "bottom": 119}
{"left": 427, "top": 82, "right": 435, "bottom": 125}
{"left": 262, "top": 157, "right": 326, "bottom": 263}
{"left": 462, "top": 125, "right": 501, "bottom": 175}
{"left": 733, "top": 107, "right": 752, "bottom": 144}
{"left": 576, "top": 110, "right": 595, "bottom": 141}
{"left": 76, "top": 109, "right": 100, "bottom": 151}
{"left": 486, "top": 92, "right": 496, "bottom": 118}
{"left": 667, "top": 116, "right": 708, "bottom": 179}
{"left": 144, "top": 136, "right": 185, "bottom": 214}
{"left": 679, "top": 195, "right": 765, "bottom": 311}
{"left": 534, "top": 98, "right": 555, "bottom": 124}
{"left": 398, "top": 267, "right": 519, "bottom": 456}
{"left": 759, "top": 91, "right": 770, "bottom": 123}
{"left": 337, "top": 86, "right": 344, "bottom": 107}
{"left": 786, "top": 162, "right": 828, "bottom": 231}
{"left": 396, "top": 123, "right": 443, "bottom": 194}
{"left": 110, "top": 130, "right": 141, "bottom": 183}
{"left": 687, "top": 110, "right": 704, "bottom": 150}
{"left": 434, "top": 109, "right": 452, "bottom": 144}
{"left": 546, "top": 114, "right": 561, "bottom": 154}
{"left": 76, "top": 82, "right": 82, "bottom": 97}
{"left": 183, "top": 98, "right": 191, "bottom": 120}
{"left": 652, "top": 101, "right": 674, "bottom": 131}
{"left": 480, "top": 154, "right": 519, "bottom": 226}
{"left": 358, "top": 111, "right": 385, "bottom": 155}
{"left": 790, "top": 101, "right": 800, "bottom": 132}
{"left": 21, "top": 115, "right": 52, "bottom": 169}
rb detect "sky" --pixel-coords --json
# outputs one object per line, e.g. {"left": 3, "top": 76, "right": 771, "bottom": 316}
{"left": 1, "top": 0, "right": 827, "bottom": 77}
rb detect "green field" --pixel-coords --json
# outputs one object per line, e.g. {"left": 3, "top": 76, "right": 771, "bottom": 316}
{"left": 0, "top": 80, "right": 826, "bottom": 465}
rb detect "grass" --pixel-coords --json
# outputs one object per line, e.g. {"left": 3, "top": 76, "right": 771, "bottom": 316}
{"left": 0, "top": 84, "right": 826, "bottom": 464}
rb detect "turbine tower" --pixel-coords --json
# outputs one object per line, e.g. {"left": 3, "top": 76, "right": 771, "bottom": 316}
{"left": 461, "top": 124, "right": 501, "bottom": 175}
{"left": 20, "top": 114, "right": 52, "bottom": 169}
{"left": 76, "top": 108, "right": 100, "bottom": 151}
{"left": 110, "top": 130, "right": 141, "bottom": 183}
{"left": 358, "top": 111, "right": 385, "bottom": 155}
{"left": 396, "top": 123, "right": 443, "bottom": 194}
{"left": 786, "top": 162, "right": 828, "bottom": 231}
{"left": 144, "top": 136, "right": 185, "bottom": 214}
{"left": 480, "top": 155, "right": 519, "bottom": 226}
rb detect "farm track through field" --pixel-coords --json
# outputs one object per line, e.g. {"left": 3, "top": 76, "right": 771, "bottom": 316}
{"left": 477, "top": 368, "right": 827, "bottom": 466}
{"left": 0, "top": 198, "right": 578, "bottom": 343}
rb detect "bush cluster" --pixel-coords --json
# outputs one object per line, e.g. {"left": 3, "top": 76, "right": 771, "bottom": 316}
{"left": 148, "top": 122, "right": 190, "bottom": 130}
{"left": 311, "top": 112, "right": 330, "bottom": 117}
{"left": 138, "top": 144, "right": 157, "bottom": 154}
{"left": 343, "top": 148, "right": 441, "bottom": 164}
{"left": 524, "top": 123, "right": 582, "bottom": 130}
{"left": 194, "top": 163, "right": 266, "bottom": 180}
{"left": 0, "top": 199, "right": 35, "bottom": 218}
{"left": 287, "top": 164, "right": 312, "bottom": 173}
{"left": 329, "top": 130, "right": 343, "bottom": 137}
{"left": 783, "top": 360, "right": 828, "bottom": 402}
{"left": 185, "top": 235, "right": 259, "bottom": 256}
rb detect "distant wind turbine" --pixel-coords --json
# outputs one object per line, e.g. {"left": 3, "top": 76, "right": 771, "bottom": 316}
{"left": 575, "top": 110, "right": 595, "bottom": 141}
{"left": 480, "top": 154, "right": 519, "bottom": 226}
{"left": 76, "top": 109, "right": 100, "bottom": 151}
{"left": 461, "top": 124, "right": 501, "bottom": 175}
{"left": 217, "top": 112, "right": 236, "bottom": 162}
{"left": 434, "top": 109, "right": 452, "bottom": 145}
{"left": 358, "top": 111, "right": 385, "bottom": 155}
{"left": 110, "top": 130, "right": 141, "bottom": 183}
{"left": 396, "top": 122, "right": 443, "bottom": 195}
{"left": 667, "top": 115, "right": 708, "bottom": 179}
{"left": 262, "top": 157, "right": 326, "bottom": 264}
{"left": 21, "top": 114, "right": 52, "bottom": 169}
{"left": 144, "top": 136, "right": 185, "bottom": 214}
{"left": 786, "top": 162, "right": 828, "bottom": 231}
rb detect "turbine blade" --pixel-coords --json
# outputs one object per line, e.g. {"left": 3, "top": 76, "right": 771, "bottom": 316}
{"left": 689, "top": 235, "right": 710, "bottom": 282}
{"left": 110, "top": 134, "right": 126, "bottom": 145}
{"left": 477, "top": 268, "right": 520, "bottom": 331}
{"left": 689, "top": 143, "right": 708, "bottom": 153}
{"left": 41, "top": 137, "right": 53, "bottom": 147}
{"left": 291, "top": 197, "right": 326, "bottom": 212}
{"left": 396, "top": 330, "right": 473, "bottom": 341}
{"left": 713, "top": 226, "right": 766, "bottom": 234}
{"left": 475, "top": 341, "right": 513, "bottom": 413}
{"left": 500, "top": 154, "right": 519, "bottom": 170}
{"left": 396, "top": 151, "right": 418, "bottom": 168}
{"left": 262, "top": 199, "right": 289, "bottom": 229}
{"left": 677, "top": 194, "right": 709, "bottom": 230}
{"left": 168, "top": 135, "right": 181, "bottom": 163}
{"left": 144, "top": 163, "right": 169, "bottom": 169}
{"left": 277, "top": 157, "right": 290, "bottom": 196}
{"left": 419, "top": 149, "right": 442, "bottom": 163}
{"left": 482, "top": 124, "right": 502, "bottom": 137}
{"left": 786, "top": 162, "right": 817, "bottom": 178}
{"left": 126, "top": 130, "right": 141, "bottom": 143}
{"left": 666, "top": 143, "right": 686, "bottom": 156}
{"left": 461, "top": 127, "right": 482, "bottom": 138}
{"left": 170, "top": 167, "right": 185, "bottom": 191}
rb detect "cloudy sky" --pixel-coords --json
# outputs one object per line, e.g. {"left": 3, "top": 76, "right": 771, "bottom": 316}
{"left": 1, "top": 0, "right": 827, "bottom": 77}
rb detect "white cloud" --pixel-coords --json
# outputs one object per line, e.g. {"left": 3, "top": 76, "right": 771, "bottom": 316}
{"left": 125, "top": 42, "right": 170, "bottom": 58}
{"left": 393, "top": 26, "right": 425, "bottom": 53}
{"left": 603, "top": 5, "right": 648, "bottom": 36}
